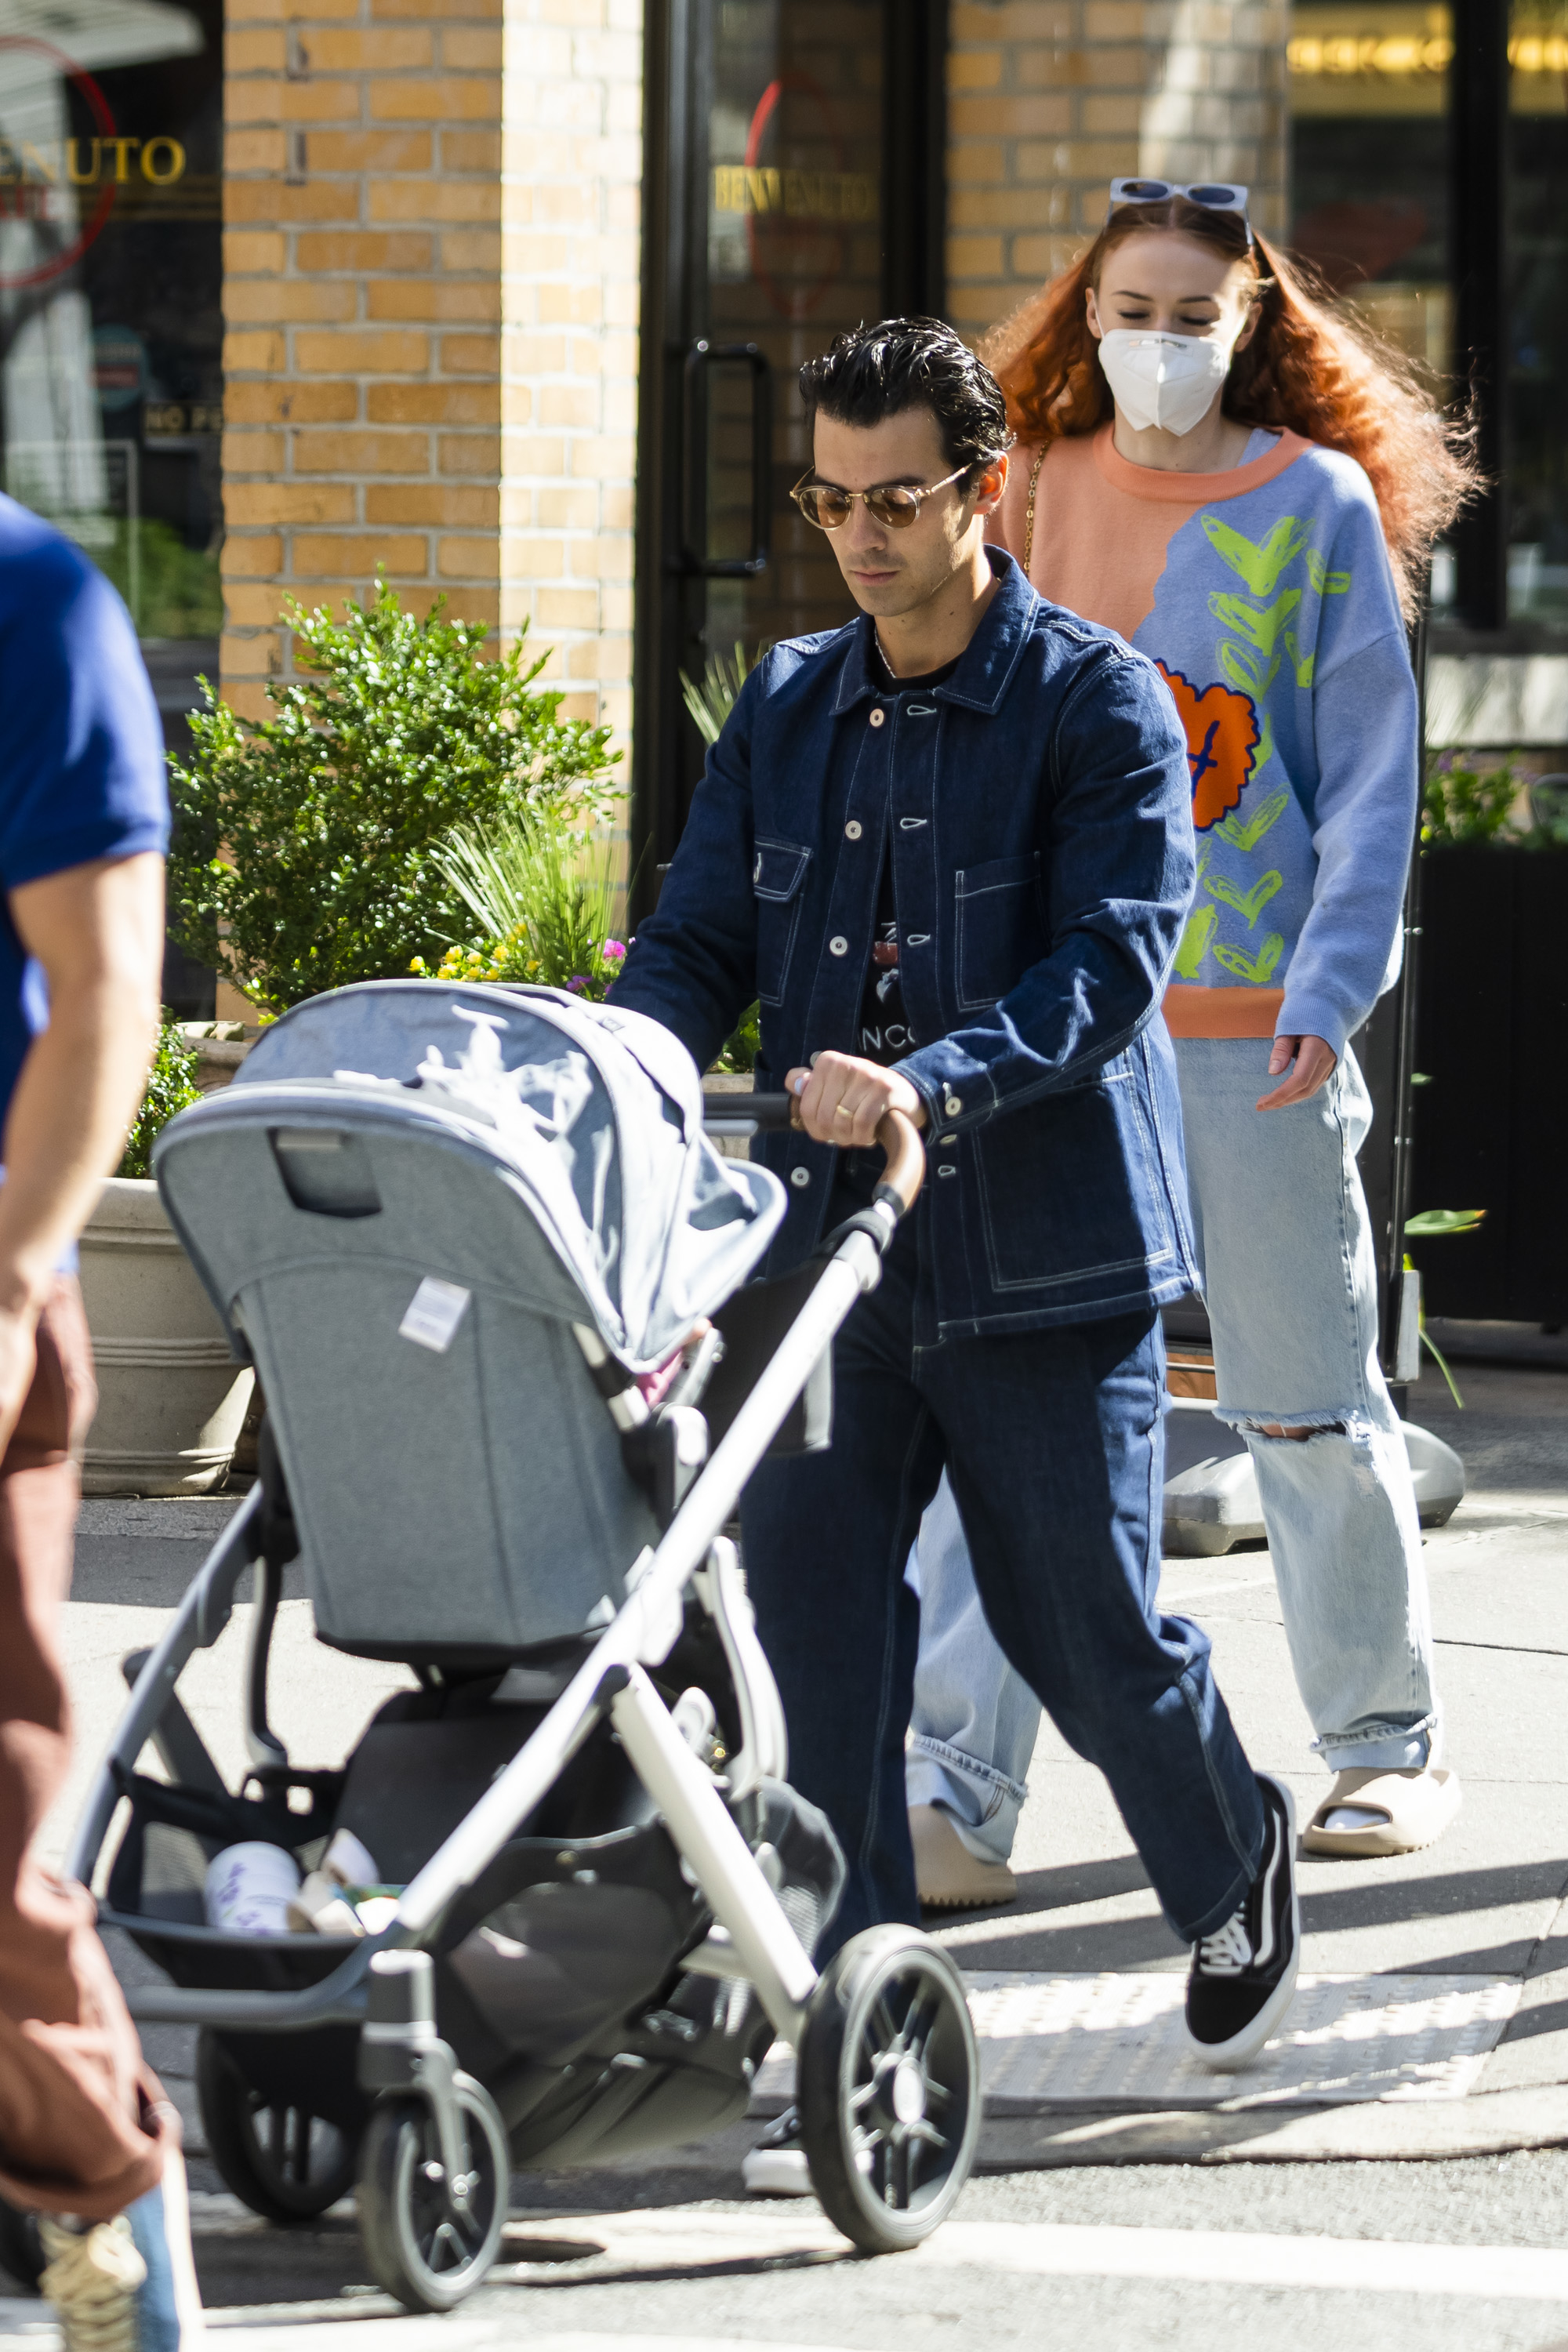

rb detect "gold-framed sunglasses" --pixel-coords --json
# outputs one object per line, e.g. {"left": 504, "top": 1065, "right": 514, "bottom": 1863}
{"left": 789, "top": 464, "right": 973, "bottom": 532}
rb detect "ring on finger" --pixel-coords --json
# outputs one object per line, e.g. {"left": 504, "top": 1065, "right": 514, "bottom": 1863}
{"left": 833, "top": 1102, "right": 854, "bottom": 1122}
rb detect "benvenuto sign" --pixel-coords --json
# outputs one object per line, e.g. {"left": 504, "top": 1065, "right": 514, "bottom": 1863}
{"left": 0, "top": 35, "right": 188, "bottom": 292}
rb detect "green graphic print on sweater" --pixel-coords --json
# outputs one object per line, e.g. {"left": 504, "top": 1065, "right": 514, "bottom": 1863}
{"left": 1128, "top": 441, "right": 1418, "bottom": 1054}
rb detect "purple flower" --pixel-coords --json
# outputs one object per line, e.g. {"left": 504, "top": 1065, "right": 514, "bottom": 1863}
{"left": 602, "top": 938, "right": 626, "bottom": 962}
{"left": 566, "top": 976, "right": 588, "bottom": 993}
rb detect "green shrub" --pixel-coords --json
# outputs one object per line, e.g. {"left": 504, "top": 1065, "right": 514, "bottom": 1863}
{"left": 417, "top": 809, "right": 626, "bottom": 999}
{"left": 167, "top": 577, "right": 619, "bottom": 1012}
{"left": 1421, "top": 756, "right": 1523, "bottom": 847}
{"left": 118, "top": 1018, "right": 202, "bottom": 1178}
{"left": 713, "top": 1002, "right": 760, "bottom": 1073}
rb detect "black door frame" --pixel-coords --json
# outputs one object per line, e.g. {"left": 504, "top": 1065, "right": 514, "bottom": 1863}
{"left": 1448, "top": 0, "right": 1510, "bottom": 632}
{"left": 630, "top": 0, "right": 948, "bottom": 919}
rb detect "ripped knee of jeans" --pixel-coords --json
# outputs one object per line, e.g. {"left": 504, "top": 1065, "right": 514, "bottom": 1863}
{"left": 1220, "top": 1407, "right": 1370, "bottom": 1446}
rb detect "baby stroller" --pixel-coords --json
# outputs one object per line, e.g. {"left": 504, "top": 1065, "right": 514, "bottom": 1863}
{"left": 67, "top": 982, "right": 979, "bottom": 2310}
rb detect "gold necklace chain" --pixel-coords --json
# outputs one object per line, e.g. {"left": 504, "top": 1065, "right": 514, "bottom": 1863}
{"left": 1022, "top": 445, "right": 1047, "bottom": 579}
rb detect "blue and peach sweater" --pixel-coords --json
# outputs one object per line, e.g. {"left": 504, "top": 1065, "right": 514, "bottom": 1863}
{"left": 994, "top": 424, "right": 1418, "bottom": 1058}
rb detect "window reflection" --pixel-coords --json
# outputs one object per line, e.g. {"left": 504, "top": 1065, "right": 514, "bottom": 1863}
{"left": 0, "top": 0, "right": 222, "bottom": 645}
{"left": 1287, "top": 6, "right": 1451, "bottom": 377}
{"left": 701, "top": 0, "right": 884, "bottom": 662}
{"left": 1289, "top": 2, "right": 1568, "bottom": 631}
{"left": 1508, "top": 2, "right": 1568, "bottom": 626}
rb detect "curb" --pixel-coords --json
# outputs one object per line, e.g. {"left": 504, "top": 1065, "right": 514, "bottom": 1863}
{"left": 974, "top": 2085, "right": 1568, "bottom": 2168}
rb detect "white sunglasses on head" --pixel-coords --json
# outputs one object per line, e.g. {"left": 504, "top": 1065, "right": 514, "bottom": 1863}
{"left": 1105, "top": 178, "right": 1252, "bottom": 246}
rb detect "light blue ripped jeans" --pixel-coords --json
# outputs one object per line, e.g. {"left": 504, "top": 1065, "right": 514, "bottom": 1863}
{"left": 906, "top": 1036, "right": 1440, "bottom": 1860}
{"left": 904, "top": 1473, "right": 1040, "bottom": 1864}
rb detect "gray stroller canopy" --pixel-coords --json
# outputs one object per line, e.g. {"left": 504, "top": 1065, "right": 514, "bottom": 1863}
{"left": 227, "top": 982, "right": 784, "bottom": 1374}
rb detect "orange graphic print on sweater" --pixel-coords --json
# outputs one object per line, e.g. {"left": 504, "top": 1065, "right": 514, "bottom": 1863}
{"left": 1155, "top": 662, "right": 1261, "bottom": 831}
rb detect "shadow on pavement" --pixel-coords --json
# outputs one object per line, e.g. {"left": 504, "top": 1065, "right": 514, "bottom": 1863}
{"left": 933, "top": 1857, "right": 1568, "bottom": 1974}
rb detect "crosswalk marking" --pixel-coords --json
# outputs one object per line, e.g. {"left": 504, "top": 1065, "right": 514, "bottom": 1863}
{"left": 500, "top": 2209, "right": 1568, "bottom": 2305}
{"left": 11, "top": 2209, "right": 1568, "bottom": 2347}
{"left": 750, "top": 1971, "right": 1520, "bottom": 2109}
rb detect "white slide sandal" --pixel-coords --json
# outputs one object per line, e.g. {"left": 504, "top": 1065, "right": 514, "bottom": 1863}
{"left": 1301, "top": 1764, "right": 1462, "bottom": 1858}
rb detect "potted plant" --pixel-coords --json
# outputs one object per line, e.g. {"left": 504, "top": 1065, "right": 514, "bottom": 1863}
{"left": 413, "top": 807, "right": 629, "bottom": 997}
{"left": 79, "top": 1018, "right": 257, "bottom": 1496}
{"left": 166, "top": 575, "right": 619, "bottom": 1012}
{"left": 416, "top": 806, "right": 760, "bottom": 1150}
{"left": 152, "top": 582, "right": 618, "bottom": 1486}
{"left": 1411, "top": 753, "right": 1568, "bottom": 1327}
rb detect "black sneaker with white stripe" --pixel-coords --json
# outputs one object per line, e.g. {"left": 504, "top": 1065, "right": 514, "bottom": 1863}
{"left": 1184, "top": 1773, "right": 1299, "bottom": 2071}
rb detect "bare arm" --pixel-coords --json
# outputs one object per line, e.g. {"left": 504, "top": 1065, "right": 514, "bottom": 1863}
{"left": 0, "top": 853, "right": 165, "bottom": 1442}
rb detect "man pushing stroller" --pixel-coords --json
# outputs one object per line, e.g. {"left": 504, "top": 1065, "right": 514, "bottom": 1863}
{"left": 612, "top": 318, "right": 1301, "bottom": 2182}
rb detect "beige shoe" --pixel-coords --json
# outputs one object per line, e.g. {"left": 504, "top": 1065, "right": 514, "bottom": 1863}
{"left": 910, "top": 1803, "right": 1017, "bottom": 1911}
{"left": 1301, "top": 1763, "right": 1462, "bottom": 1858}
{"left": 38, "top": 2217, "right": 147, "bottom": 2352}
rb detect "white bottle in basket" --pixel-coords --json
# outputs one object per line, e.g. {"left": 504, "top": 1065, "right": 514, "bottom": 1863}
{"left": 205, "top": 1842, "right": 302, "bottom": 1936}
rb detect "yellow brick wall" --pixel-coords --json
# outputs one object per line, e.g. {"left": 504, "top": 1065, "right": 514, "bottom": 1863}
{"left": 221, "top": 0, "right": 504, "bottom": 722}
{"left": 221, "top": 0, "right": 641, "bottom": 743}
{"left": 946, "top": 2, "right": 1288, "bottom": 347}
{"left": 500, "top": 1, "right": 642, "bottom": 738}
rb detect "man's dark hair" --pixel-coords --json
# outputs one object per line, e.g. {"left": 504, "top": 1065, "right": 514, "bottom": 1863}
{"left": 799, "top": 318, "right": 1012, "bottom": 478}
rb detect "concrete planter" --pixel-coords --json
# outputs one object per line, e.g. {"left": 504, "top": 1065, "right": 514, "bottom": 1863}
{"left": 191, "top": 1035, "right": 254, "bottom": 1094}
{"left": 1412, "top": 847, "right": 1568, "bottom": 1324}
{"left": 78, "top": 1177, "right": 254, "bottom": 1497}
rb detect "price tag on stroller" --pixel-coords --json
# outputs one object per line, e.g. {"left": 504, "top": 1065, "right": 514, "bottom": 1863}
{"left": 398, "top": 1276, "right": 472, "bottom": 1353}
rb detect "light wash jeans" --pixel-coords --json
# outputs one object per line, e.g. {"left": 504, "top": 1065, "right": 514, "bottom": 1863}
{"left": 906, "top": 1036, "right": 1440, "bottom": 1859}
{"left": 905, "top": 1473, "right": 1041, "bottom": 1865}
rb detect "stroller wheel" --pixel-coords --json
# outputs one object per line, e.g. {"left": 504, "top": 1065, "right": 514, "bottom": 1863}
{"left": 357, "top": 2078, "right": 509, "bottom": 2313}
{"left": 196, "top": 2033, "right": 358, "bottom": 2223}
{"left": 797, "top": 1924, "right": 980, "bottom": 2255}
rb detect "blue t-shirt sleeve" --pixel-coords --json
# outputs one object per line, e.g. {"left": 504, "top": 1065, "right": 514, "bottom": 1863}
{"left": 0, "top": 522, "right": 170, "bottom": 892}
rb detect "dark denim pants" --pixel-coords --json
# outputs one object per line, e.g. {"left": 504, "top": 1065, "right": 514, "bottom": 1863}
{"left": 741, "top": 1194, "right": 1266, "bottom": 1956}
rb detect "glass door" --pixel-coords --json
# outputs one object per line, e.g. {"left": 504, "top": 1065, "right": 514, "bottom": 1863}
{"left": 0, "top": 0, "right": 223, "bottom": 1013}
{"left": 633, "top": 0, "right": 944, "bottom": 898}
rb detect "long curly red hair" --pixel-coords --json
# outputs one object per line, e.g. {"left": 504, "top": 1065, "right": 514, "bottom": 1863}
{"left": 982, "top": 198, "right": 1478, "bottom": 622}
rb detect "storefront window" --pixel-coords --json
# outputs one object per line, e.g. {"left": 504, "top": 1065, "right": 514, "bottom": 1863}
{"left": 700, "top": 0, "right": 884, "bottom": 658}
{"left": 1287, "top": 7, "right": 1454, "bottom": 597}
{"left": 1287, "top": 6, "right": 1451, "bottom": 369}
{"left": 0, "top": 0, "right": 223, "bottom": 645}
{"left": 1508, "top": 4, "right": 1568, "bottom": 626}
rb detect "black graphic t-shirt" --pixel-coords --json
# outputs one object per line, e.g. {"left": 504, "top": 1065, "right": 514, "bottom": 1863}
{"left": 857, "top": 645, "right": 960, "bottom": 1067}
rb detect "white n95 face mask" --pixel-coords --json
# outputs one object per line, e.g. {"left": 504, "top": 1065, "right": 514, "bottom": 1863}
{"left": 1095, "top": 328, "right": 1236, "bottom": 436}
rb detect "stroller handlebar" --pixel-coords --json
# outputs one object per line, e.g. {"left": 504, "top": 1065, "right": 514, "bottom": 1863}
{"left": 702, "top": 1090, "right": 796, "bottom": 1132}
{"left": 699, "top": 1091, "right": 924, "bottom": 1224}
{"left": 869, "top": 1106, "right": 925, "bottom": 1220}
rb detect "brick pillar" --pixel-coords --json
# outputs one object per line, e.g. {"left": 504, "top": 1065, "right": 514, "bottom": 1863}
{"left": 946, "top": 2, "right": 1287, "bottom": 347}
{"left": 221, "top": 0, "right": 641, "bottom": 742}
{"left": 500, "top": 2, "right": 642, "bottom": 741}
{"left": 221, "top": 0, "right": 503, "bottom": 724}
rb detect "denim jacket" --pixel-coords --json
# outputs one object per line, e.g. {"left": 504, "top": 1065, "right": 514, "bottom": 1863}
{"left": 613, "top": 550, "right": 1200, "bottom": 1342}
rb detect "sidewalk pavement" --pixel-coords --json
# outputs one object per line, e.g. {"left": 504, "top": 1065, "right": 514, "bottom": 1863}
{"left": 927, "top": 1352, "right": 1568, "bottom": 2165}
{"left": 43, "top": 1355, "right": 1568, "bottom": 2184}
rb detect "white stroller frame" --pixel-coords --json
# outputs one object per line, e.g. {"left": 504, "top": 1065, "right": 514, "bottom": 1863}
{"left": 67, "top": 1079, "right": 979, "bottom": 2303}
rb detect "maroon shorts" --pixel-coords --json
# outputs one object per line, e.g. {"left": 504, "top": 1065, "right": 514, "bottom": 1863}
{"left": 0, "top": 1279, "right": 171, "bottom": 2218}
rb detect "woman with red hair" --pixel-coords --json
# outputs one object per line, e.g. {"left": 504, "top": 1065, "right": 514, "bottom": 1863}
{"left": 906, "top": 187, "right": 1476, "bottom": 1900}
